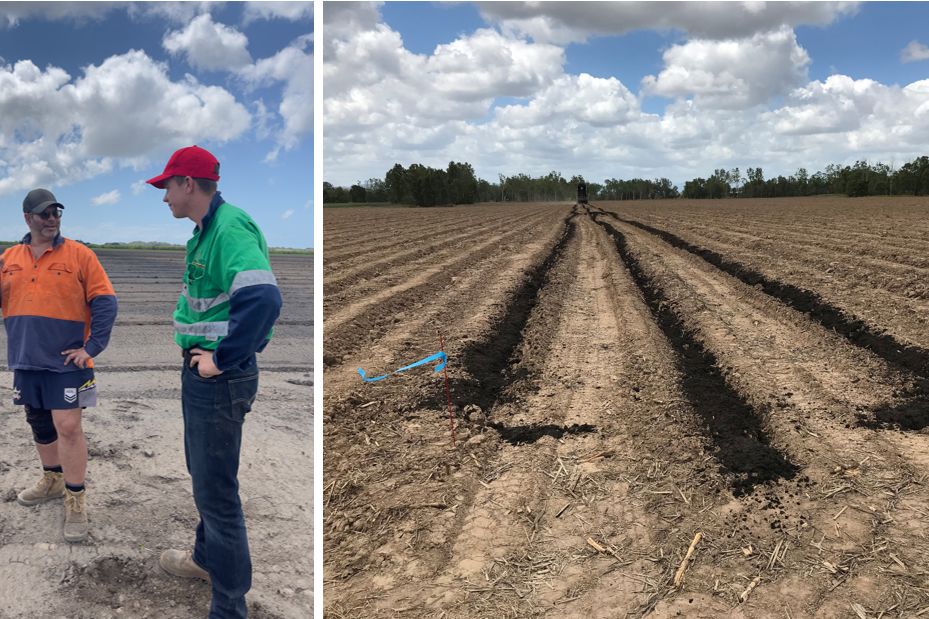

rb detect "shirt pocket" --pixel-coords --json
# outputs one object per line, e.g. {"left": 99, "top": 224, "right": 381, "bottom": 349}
{"left": 45, "top": 262, "right": 84, "bottom": 307}
{"left": 1, "top": 263, "right": 24, "bottom": 300}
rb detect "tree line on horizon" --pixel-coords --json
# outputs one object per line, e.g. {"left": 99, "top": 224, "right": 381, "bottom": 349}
{"left": 323, "top": 155, "right": 929, "bottom": 207}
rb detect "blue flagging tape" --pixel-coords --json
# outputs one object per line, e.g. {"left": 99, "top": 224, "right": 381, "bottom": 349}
{"left": 358, "top": 351, "right": 448, "bottom": 383}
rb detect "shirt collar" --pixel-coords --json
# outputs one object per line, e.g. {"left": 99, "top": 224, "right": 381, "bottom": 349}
{"left": 21, "top": 232, "right": 64, "bottom": 248}
{"left": 195, "top": 191, "right": 224, "bottom": 235}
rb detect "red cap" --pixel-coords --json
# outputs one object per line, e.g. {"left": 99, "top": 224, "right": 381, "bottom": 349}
{"left": 146, "top": 145, "right": 220, "bottom": 189}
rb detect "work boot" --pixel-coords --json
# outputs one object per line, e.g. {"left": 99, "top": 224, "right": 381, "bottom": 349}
{"left": 159, "top": 549, "right": 211, "bottom": 582}
{"left": 63, "top": 488, "right": 89, "bottom": 543}
{"left": 17, "top": 470, "right": 65, "bottom": 506}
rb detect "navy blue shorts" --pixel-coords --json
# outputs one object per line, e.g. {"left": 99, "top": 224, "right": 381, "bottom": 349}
{"left": 13, "top": 368, "right": 97, "bottom": 409}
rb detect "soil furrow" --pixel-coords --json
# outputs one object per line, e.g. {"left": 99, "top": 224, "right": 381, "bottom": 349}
{"left": 612, "top": 214, "right": 929, "bottom": 379}
{"left": 323, "top": 215, "right": 562, "bottom": 367}
{"left": 592, "top": 213, "right": 798, "bottom": 495}
{"left": 324, "top": 211, "right": 540, "bottom": 298}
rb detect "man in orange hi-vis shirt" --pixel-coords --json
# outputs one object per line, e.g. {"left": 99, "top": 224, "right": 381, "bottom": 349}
{"left": 0, "top": 188, "right": 117, "bottom": 543}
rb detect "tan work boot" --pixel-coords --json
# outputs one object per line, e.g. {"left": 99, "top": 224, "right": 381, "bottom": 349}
{"left": 159, "top": 549, "right": 211, "bottom": 582}
{"left": 63, "top": 488, "right": 90, "bottom": 543}
{"left": 17, "top": 470, "right": 65, "bottom": 506}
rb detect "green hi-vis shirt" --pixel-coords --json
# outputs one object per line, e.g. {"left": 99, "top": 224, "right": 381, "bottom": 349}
{"left": 174, "top": 198, "right": 277, "bottom": 351}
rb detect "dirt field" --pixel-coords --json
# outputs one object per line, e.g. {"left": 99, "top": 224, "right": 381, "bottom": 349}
{"left": 323, "top": 198, "right": 929, "bottom": 618}
{"left": 0, "top": 249, "right": 313, "bottom": 619}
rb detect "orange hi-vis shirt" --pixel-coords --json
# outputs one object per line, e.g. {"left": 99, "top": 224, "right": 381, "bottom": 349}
{"left": 1, "top": 235, "right": 117, "bottom": 372}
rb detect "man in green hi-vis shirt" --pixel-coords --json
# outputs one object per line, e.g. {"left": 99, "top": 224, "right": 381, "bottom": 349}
{"left": 146, "top": 145, "right": 282, "bottom": 619}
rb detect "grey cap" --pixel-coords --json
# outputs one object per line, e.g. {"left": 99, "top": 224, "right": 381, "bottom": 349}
{"left": 23, "top": 188, "right": 65, "bottom": 214}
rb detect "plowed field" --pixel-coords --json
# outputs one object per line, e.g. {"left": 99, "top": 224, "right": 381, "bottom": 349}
{"left": 324, "top": 198, "right": 929, "bottom": 618}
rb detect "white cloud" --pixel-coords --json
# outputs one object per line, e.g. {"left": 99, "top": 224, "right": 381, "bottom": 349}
{"left": 304, "top": 199, "right": 311, "bottom": 209}
{"left": 163, "top": 13, "right": 252, "bottom": 72}
{"left": 243, "top": 1, "right": 313, "bottom": 24}
{"left": 239, "top": 35, "right": 313, "bottom": 160}
{"left": 324, "top": 22, "right": 565, "bottom": 154}
{"left": 642, "top": 27, "right": 811, "bottom": 109}
{"left": 427, "top": 29, "right": 564, "bottom": 101}
{"left": 91, "top": 189, "right": 121, "bottom": 205}
{"left": 902, "top": 41, "right": 929, "bottom": 64}
{"left": 131, "top": 179, "right": 147, "bottom": 195}
{"left": 282, "top": 208, "right": 295, "bottom": 220}
{"left": 0, "top": 50, "right": 251, "bottom": 197}
{"left": 765, "top": 75, "right": 886, "bottom": 135}
{"left": 477, "top": 1, "right": 859, "bottom": 44}
{"left": 126, "top": 2, "right": 220, "bottom": 25}
{"left": 323, "top": 1, "right": 381, "bottom": 45}
{"left": 495, "top": 73, "right": 640, "bottom": 129}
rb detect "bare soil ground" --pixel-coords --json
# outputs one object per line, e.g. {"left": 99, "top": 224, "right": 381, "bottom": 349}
{"left": 324, "top": 198, "right": 929, "bottom": 618}
{"left": 0, "top": 249, "right": 312, "bottom": 619}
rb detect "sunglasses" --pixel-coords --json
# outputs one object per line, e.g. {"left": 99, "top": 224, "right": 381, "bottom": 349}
{"left": 34, "top": 208, "right": 63, "bottom": 221}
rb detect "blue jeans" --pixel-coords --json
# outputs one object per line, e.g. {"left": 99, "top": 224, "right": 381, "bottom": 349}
{"left": 181, "top": 356, "right": 259, "bottom": 619}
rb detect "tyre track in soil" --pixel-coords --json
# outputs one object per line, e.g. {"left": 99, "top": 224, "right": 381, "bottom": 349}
{"left": 323, "top": 205, "right": 573, "bottom": 616}
{"left": 324, "top": 211, "right": 517, "bottom": 266}
{"left": 592, "top": 210, "right": 929, "bottom": 615}
{"left": 324, "top": 211, "right": 538, "bottom": 298}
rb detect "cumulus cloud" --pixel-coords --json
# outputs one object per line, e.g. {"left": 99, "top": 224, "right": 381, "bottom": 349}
{"left": 325, "top": 21, "right": 564, "bottom": 142}
{"left": 163, "top": 13, "right": 252, "bottom": 72}
{"left": 0, "top": 50, "right": 250, "bottom": 196}
{"left": 126, "top": 2, "right": 220, "bottom": 25}
{"left": 642, "top": 27, "right": 811, "bottom": 109}
{"left": 477, "top": 1, "right": 859, "bottom": 44}
{"left": 91, "top": 189, "right": 120, "bottom": 205}
{"left": 765, "top": 75, "right": 886, "bottom": 135}
{"left": 902, "top": 41, "right": 929, "bottom": 64}
{"left": 238, "top": 34, "right": 313, "bottom": 160}
{"left": 494, "top": 73, "right": 640, "bottom": 127}
{"left": 243, "top": 1, "right": 313, "bottom": 24}
{"left": 323, "top": 1, "right": 381, "bottom": 46}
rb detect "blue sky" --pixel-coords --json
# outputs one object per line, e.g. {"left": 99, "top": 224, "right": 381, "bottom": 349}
{"left": 0, "top": 1, "right": 312, "bottom": 248}
{"left": 324, "top": 1, "right": 929, "bottom": 190}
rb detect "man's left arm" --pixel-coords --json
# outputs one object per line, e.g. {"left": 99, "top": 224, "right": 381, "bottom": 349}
{"left": 62, "top": 250, "right": 118, "bottom": 367}
{"left": 212, "top": 276, "right": 282, "bottom": 372}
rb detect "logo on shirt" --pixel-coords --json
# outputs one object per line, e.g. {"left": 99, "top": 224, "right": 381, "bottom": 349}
{"left": 64, "top": 388, "right": 77, "bottom": 404}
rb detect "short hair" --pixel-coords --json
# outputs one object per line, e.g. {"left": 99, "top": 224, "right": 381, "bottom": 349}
{"left": 171, "top": 175, "right": 217, "bottom": 195}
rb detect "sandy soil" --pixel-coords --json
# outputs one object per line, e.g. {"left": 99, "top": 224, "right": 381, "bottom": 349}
{"left": 324, "top": 199, "right": 929, "bottom": 617}
{"left": 0, "top": 249, "right": 312, "bottom": 619}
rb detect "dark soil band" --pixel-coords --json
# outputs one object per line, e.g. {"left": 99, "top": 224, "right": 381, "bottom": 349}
{"left": 451, "top": 210, "right": 579, "bottom": 414}
{"left": 592, "top": 213, "right": 797, "bottom": 496}
{"left": 609, "top": 213, "right": 929, "bottom": 380}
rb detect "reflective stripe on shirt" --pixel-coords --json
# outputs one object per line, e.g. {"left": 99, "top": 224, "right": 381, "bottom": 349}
{"left": 181, "top": 285, "right": 230, "bottom": 312}
{"left": 181, "top": 269, "right": 277, "bottom": 313}
{"left": 230, "top": 269, "right": 278, "bottom": 294}
{"left": 174, "top": 319, "right": 229, "bottom": 337}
